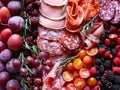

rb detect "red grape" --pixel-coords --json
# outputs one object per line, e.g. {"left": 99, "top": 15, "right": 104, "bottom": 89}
{"left": 34, "top": 78, "right": 42, "bottom": 86}
{"left": 26, "top": 56, "right": 34, "bottom": 67}
{"left": 6, "top": 79, "right": 20, "bottom": 90}
{"left": 0, "top": 7, "right": 11, "bottom": 24}
{"left": 7, "top": 1, "right": 21, "bottom": 16}
{"left": 0, "top": 41, "right": 6, "bottom": 52}
{"left": 0, "top": 61, "right": 6, "bottom": 72}
{"left": 8, "top": 16, "right": 24, "bottom": 33}
{"left": 7, "top": 34, "right": 23, "bottom": 51}
{"left": 6, "top": 58, "right": 20, "bottom": 74}
{"left": 0, "top": 1, "right": 4, "bottom": 9}
{"left": 0, "top": 71, "right": 10, "bottom": 85}
{"left": 0, "top": 49, "right": 12, "bottom": 63}
{"left": 1, "top": 0, "right": 10, "bottom": 6}
{"left": 0, "top": 28, "right": 12, "bottom": 43}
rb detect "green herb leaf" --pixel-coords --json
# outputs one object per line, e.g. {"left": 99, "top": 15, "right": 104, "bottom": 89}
{"left": 61, "top": 0, "right": 68, "bottom": 15}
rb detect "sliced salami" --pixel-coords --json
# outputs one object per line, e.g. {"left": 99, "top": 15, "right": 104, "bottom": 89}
{"left": 99, "top": 1, "right": 115, "bottom": 21}
{"left": 37, "top": 36, "right": 64, "bottom": 56}
{"left": 60, "top": 30, "right": 81, "bottom": 50}
{"left": 110, "top": 1, "right": 120, "bottom": 24}
{"left": 38, "top": 26, "right": 63, "bottom": 41}
{"left": 99, "top": 0, "right": 111, "bottom": 6}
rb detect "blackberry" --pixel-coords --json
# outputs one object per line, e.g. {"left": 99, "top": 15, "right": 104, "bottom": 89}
{"left": 105, "top": 29, "right": 110, "bottom": 35}
{"left": 104, "top": 60, "right": 112, "bottom": 69}
{"left": 110, "top": 41, "right": 116, "bottom": 48}
{"left": 96, "top": 76, "right": 101, "bottom": 80}
{"left": 95, "top": 59, "right": 102, "bottom": 66}
{"left": 101, "top": 76, "right": 108, "bottom": 84}
{"left": 106, "top": 70, "right": 115, "bottom": 82}
{"left": 111, "top": 48, "right": 117, "bottom": 56}
{"left": 113, "top": 75, "right": 120, "bottom": 84}
{"left": 99, "top": 65, "right": 105, "bottom": 73}
{"left": 105, "top": 82, "right": 113, "bottom": 90}
{"left": 112, "top": 85, "right": 120, "bottom": 90}
{"left": 100, "top": 34, "right": 106, "bottom": 41}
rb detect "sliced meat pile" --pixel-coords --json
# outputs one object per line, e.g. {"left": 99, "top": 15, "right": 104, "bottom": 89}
{"left": 39, "top": 0, "right": 66, "bottom": 29}
{"left": 99, "top": 0, "right": 120, "bottom": 24}
{"left": 66, "top": 0, "right": 99, "bottom": 32}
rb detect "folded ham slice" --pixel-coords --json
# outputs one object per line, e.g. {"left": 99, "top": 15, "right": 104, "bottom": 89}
{"left": 42, "top": 62, "right": 65, "bottom": 90}
{"left": 40, "top": 0, "right": 66, "bottom": 20}
{"left": 39, "top": 15, "right": 65, "bottom": 29}
{"left": 43, "top": 0, "right": 67, "bottom": 6}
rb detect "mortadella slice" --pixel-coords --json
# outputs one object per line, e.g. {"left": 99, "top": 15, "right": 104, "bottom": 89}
{"left": 39, "top": 15, "right": 65, "bottom": 29}
{"left": 43, "top": 0, "right": 67, "bottom": 6}
{"left": 40, "top": 0, "right": 66, "bottom": 20}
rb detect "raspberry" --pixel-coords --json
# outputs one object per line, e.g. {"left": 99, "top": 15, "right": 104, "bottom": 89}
{"left": 83, "top": 86, "right": 90, "bottom": 90}
{"left": 117, "top": 52, "right": 120, "bottom": 57}
{"left": 109, "top": 34, "right": 118, "bottom": 41}
{"left": 110, "top": 25, "right": 117, "bottom": 33}
{"left": 112, "top": 67, "right": 120, "bottom": 74}
{"left": 98, "top": 47, "right": 106, "bottom": 55}
{"left": 104, "top": 38, "right": 111, "bottom": 46}
{"left": 113, "top": 57, "right": 120, "bottom": 66}
{"left": 89, "top": 67, "right": 97, "bottom": 76}
{"left": 104, "top": 50, "right": 113, "bottom": 59}
{"left": 93, "top": 85, "right": 101, "bottom": 90}
{"left": 117, "top": 38, "right": 120, "bottom": 45}
{"left": 116, "top": 45, "right": 120, "bottom": 52}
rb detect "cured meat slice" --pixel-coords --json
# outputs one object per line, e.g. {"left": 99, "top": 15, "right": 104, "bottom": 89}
{"left": 99, "top": 1, "right": 115, "bottom": 21}
{"left": 60, "top": 30, "right": 81, "bottom": 50}
{"left": 98, "top": 0, "right": 111, "bottom": 6}
{"left": 110, "top": 1, "right": 120, "bottom": 24}
{"left": 39, "top": 15, "right": 65, "bottom": 29}
{"left": 37, "top": 36, "right": 64, "bottom": 56}
{"left": 43, "top": 0, "right": 67, "bottom": 6}
{"left": 38, "top": 26, "right": 63, "bottom": 41}
{"left": 42, "top": 62, "right": 65, "bottom": 90}
{"left": 40, "top": 0, "right": 66, "bottom": 20}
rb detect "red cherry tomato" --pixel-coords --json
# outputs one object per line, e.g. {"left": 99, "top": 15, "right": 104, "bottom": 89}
{"left": 79, "top": 68, "right": 90, "bottom": 79}
{"left": 7, "top": 34, "right": 23, "bottom": 51}
{"left": 66, "top": 83, "right": 77, "bottom": 90}
{"left": 0, "top": 7, "right": 11, "bottom": 24}
{"left": 62, "top": 71, "right": 73, "bottom": 82}
{"left": 0, "top": 28, "right": 12, "bottom": 43}
{"left": 74, "top": 78, "right": 86, "bottom": 90}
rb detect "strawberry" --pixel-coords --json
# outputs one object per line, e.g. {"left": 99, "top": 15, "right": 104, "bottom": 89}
{"left": 113, "top": 57, "right": 120, "bottom": 66}
{"left": 116, "top": 45, "right": 120, "bottom": 52}
{"left": 104, "top": 38, "right": 111, "bottom": 46}
{"left": 109, "top": 34, "right": 118, "bottom": 41}
{"left": 98, "top": 47, "right": 106, "bottom": 55}
{"left": 89, "top": 67, "right": 97, "bottom": 76}
{"left": 112, "top": 67, "right": 120, "bottom": 74}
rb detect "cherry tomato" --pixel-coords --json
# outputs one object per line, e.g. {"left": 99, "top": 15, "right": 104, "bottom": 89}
{"left": 62, "top": 71, "right": 73, "bottom": 82}
{"left": 7, "top": 34, "right": 23, "bottom": 51}
{"left": 66, "top": 83, "right": 77, "bottom": 90}
{"left": 83, "top": 55, "right": 93, "bottom": 64}
{"left": 0, "top": 7, "right": 11, "bottom": 24}
{"left": 73, "top": 58, "right": 83, "bottom": 70}
{"left": 73, "top": 70, "right": 79, "bottom": 79}
{"left": 0, "top": 28, "right": 12, "bottom": 43}
{"left": 83, "top": 63, "right": 93, "bottom": 69}
{"left": 87, "top": 77, "right": 97, "bottom": 87}
{"left": 78, "top": 49, "right": 87, "bottom": 59}
{"left": 66, "top": 62, "right": 74, "bottom": 71}
{"left": 79, "top": 68, "right": 90, "bottom": 79}
{"left": 86, "top": 47, "right": 98, "bottom": 56}
{"left": 74, "top": 78, "right": 86, "bottom": 90}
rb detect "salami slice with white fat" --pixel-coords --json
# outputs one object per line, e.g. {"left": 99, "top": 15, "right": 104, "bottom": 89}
{"left": 38, "top": 26, "right": 63, "bottom": 41}
{"left": 60, "top": 30, "right": 81, "bottom": 50}
{"left": 99, "top": 1, "right": 115, "bottom": 21}
{"left": 37, "top": 36, "right": 64, "bottom": 56}
{"left": 110, "top": 1, "right": 120, "bottom": 24}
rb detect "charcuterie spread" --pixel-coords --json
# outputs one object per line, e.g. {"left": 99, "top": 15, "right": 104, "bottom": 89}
{"left": 0, "top": 0, "right": 120, "bottom": 90}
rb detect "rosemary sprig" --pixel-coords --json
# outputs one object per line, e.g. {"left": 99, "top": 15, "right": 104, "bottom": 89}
{"left": 20, "top": 76, "right": 29, "bottom": 90}
{"left": 61, "top": 0, "right": 68, "bottom": 15}
{"left": 82, "top": 17, "right": 96, "bottom": 34}
{"left": 58, "top": 55, "right": 78, "bottom": 75}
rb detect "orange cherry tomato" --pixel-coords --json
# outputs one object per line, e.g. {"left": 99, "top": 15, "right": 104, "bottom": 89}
{"left": 73, "top": 70, "right": 79, "bottom": 79}
{"left": 83, "top": 55, "right": 93, "bottom": 64}
{"left": 79, "top": 68, "right": 90, "bottom": 79}
{"left": 78, "top": 49, "right": 87, "bottom": 59}
{"left": 66, "top": 62, "right": 74, "bottom": 71}
{"left": 62, "top": 71, "right": 73, "bottom": 82}
{"left": 73, "top": 58, "right": 83, "bottom": 69}
{"left": 86, "top": 47, "right": 98, "bottom": 56}
{"left": 87, "top": 77, "right": 97, "bottom": 87}
{"left": 74, "top": 78, "right": 86, "bottom": 90}
{"left": 66, "top": 83, "right": 77, "bottom": 90}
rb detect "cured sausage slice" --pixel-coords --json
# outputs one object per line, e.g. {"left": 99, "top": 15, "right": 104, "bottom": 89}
{"left": 38, "top": 26, "right": 63, "bottom": 41}
{"left": 60, "top": 30, "right": 81, "bottom": 50}
{"left": 37, "top": 36, "right": 64, "bottom": 56}
{"left": 99, "top": 1, "right": 115, "bottom": 21}
{"left": 43, "top": 0, "right": 67, "bottom": 6}
{"left": 110, "top": 1, "right": 120, "bottom": 24}
{"left": 39, "top": 15, "right": 65, "bottom": 29}
{"left": 40, "top": 0, "right": 66, "bottom": 20}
